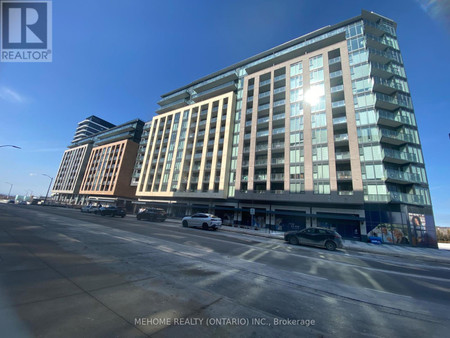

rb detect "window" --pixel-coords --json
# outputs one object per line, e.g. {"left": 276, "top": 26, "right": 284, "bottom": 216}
{"left": 290, "top": 88, "right": 303, "bottom": 103}
{"left": 313, "top": 164, "right": 330, "bottom": 179}
{"left": 312, "top": 146, "right": 329, "bottom": 161}
{"left": 290, "top": 62, "right": 303, "bottom": 76}
{"left": 310, "top": 69, "right": 324, "bottom": 83}
{"left": 311, "top": 112, "right": 327, "bottom": 128}
{"left": 290, "top": 75, "right": 303, "bottom": 89}
{"left": 314, "top": 182, "right": 330, "bottom": 194}
{"left": 309, "top": 55, "right": 323, "bottom": 70}
{"left": 312, "top": 128, "right": 327, "bottom": 144}
{"left": 290, "top": 102, "right": 304, "bottom": 116}
{"left": 290, "top": 117, "right": 304, "bottom": 132}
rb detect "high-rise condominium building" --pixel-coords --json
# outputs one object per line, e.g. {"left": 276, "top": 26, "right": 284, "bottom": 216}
{"left": 71, "top": 115, "right": 115, "bottom": 144}
{"left": 136, "top": 10, "right": 436, "bottom": 246}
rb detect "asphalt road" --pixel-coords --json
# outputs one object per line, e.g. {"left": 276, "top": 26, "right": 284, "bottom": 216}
{"left": 0, "top": 204, "right": 449, "bottom": 337}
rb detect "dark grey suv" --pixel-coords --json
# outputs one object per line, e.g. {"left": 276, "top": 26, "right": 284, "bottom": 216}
{"left": 284, "top": 227, "right": 344, "bottom": 251}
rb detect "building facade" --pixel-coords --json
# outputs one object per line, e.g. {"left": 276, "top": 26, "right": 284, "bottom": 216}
{"left": 136, "top": 10, "right": 435, "bottom": 246}
{"left": 53, "top": 118, "right": 144, "bottom": 209}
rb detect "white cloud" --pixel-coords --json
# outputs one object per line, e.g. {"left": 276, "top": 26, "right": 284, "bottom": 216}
{"left": 0, "top": 86, "right": 25, "bottom": 103}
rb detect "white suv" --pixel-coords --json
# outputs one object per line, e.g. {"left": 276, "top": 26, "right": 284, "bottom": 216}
{"left": 182, "top": 213, "right": 222, "bottom": 230}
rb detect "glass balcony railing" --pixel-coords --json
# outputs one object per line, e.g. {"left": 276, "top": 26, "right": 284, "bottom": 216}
{"left": 382, "top": 148, "right": 417, "bottom": 162}
{"left": 257, "top": 130, "right": 269, "bottom": 137}
{"left": 333, "top": 116, "right": 347, "bottom": 124}
{"left": 272, "top": 127, "right": 285, "bottom": 135}
{"left": 331, "top": 85, "right": 344, "bottom": 93}
{"left": 254, "top": 174, "right": 267, "bottom": 181}
{"left": 271, "top": 174, "right": 284, "bottom": 180}
{"left": 371, "top": 62, "right": 406, "bottom": 78}
{"left": 255, "top": 159, "right": 267, "bottom": 166}
{"left": 273, "top": 99, "right": 285, "bottom": 107}
{"left": 273, "top": 86, "right": 286, "bottom": 95}
{"left": 329, "top": 70, "right": 343, "bottom": 78}
{"left": 271, "top": 158, "right": 285, "bottom": 165}
{"left": 334, "top": 133, "right": 349, "bottom": 142}
{"left": 257, "top": 116, "right": 270, "bottom": 124}
{"left": 246, "top": 108, "right": 253, "bottom": 114}
{"left": 336, "top": 171, "right": 352, "bottom": 179}
{"left": 258, "top": 103, "right": 270, "bottom": 112}
{"left": 259, "top": 79, "right": 271, "bottom": 86}
{"left": 364, "top": 20, "right": 396, "bottom": 36}
{"left": 332, "top": 100, "right": 346, "bottom": 108}
{"left": 328, "top": 56, "right": 341, "bottom": 65}
{"left": 377, "top": 109, "right": 410, "bottom": 125}
{"left": 271, "top": 142, "right": 284, "bottom": 150}
{"left": 380, "top": 128, "right": 415, "bottom": 143}
{"left": 368, "top": 48, "right": 403, "bottom": 64}
{"left": 274, "top": 74, "right": 286, "bottom": 82}
{"left": 335, "top": 152, "right": 350, "bottom": 160}
{"left": 338, "top": 191, "right": 354, "bottom": 195}
{"left": 247, "top": 96, "right": 254, "bottom": 102}
{"left": 366, "top": 33, "right": 399, "bottom": 50}
{"left": 245, "top": 120, "right": 252, "bottom": 127}
{"left": 256, "top": 144, "right": 268, "bottom": 152}
{"left": 259, "top": 91, "right": 270, "bottom": 99}
{"left": 273, "top": 113, "right": 285, "bottom": 121}
{"left": 384, "top": 169, "right": 423, "bottom": 184}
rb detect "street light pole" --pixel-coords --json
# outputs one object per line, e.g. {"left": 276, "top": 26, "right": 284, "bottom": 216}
{"left": 42, "top": 174, "right": 53, "bottom": 205}
{"left": 0, "top": 145, "right": 21, "bottom": 149}
{"left": 5, "top": 182, "right": 13, "bottom": 199}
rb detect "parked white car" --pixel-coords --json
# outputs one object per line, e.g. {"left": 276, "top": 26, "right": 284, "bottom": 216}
{"left": 182, "top": 213, "right": 222, "bottom": 230}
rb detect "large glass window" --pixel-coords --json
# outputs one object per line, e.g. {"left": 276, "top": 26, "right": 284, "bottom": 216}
{"left": 309, "top": 55, "right": 323, "bottom": 70}
{"left": 290, "top": 75, "right": 303, "bottom": 89}
{"left": 310, "top": 69, "right": 324, "bottom": 83}
{"left": 290, "top": 62, "right": 303, "bottom": 76}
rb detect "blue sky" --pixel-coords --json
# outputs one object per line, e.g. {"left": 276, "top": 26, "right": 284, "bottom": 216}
{"left": 0, "top": 0, "right": 449, "bottom": 225}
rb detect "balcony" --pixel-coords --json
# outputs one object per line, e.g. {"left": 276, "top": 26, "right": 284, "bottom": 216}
{"left": 334, "top": 133, "right": 349, "bottom": 144}
{"left": 254, "top": 174, "right": 267, "bottom": 181}
{"left": 256, "top": 144, "right": 268, "bottom": 152}
{"left": 271, "top": 158, "right": 285, "bottom": 165}
{"left": 377, "top": 109, "right": 411, "bottom": 128}
{"left": 364, "top": 20, "right": 396, "bottom": 36}
{"left": 332, "top": 100, "right": 345, "bottom": 109}
{"left": 257, "top": 130, "right": 269, "bottom": 138}
{"left": 335, "top": 152, "right": 351, "bottom": 161}
{"left": 382, "top": 148, "right": 417, "bottom": 164}
{"left": 255, "top": 159, "right": 267, "bottom": 166}
{"left": 328, "top": 56, "right": 341, "bottom": 65}
{"left": 331, "top": 85, "right": 344, "bottom": 93}
{"left": 272, "top": 127, "right": 285, "bottom": 136}
{"left": 390, "top": 192, "right": 426, "bottom": 205}
{"left": 380, "top": 128, "right": 415, "bottom": 145}
{"left": 371, "top": 62, "right": 406, "bottom": 79}
{"left": 375, "top": 93, "right": 412, "bottom": 110}
{"left": 258, "top": 103, "right": 270, "bottom": 112}
{"left": 247, "top": 96, "right": 254, "bottom": 102}
{"left": 338, "top": 191, "right": 354, "bottom": 195}
{"left": 259, "top": 79, "right": 271, "bottom": 87}
{"left": 384, "top": 169, "right": 423, "bottom": 184}
{"left": 257, "top": 116, "right": 270, "bottom": 124}
{"left": 273, "top": 113, "right": 285, "bottom": 121}
{"left": 368, "top": 48, "right": 403, "bottom": 65}
{"left": 330, "top": 70, "right": 343, "bottom": 79}
{"left": 336, "top": 171, "right": 352, "bottom": 180}
{"left": 333, "top": 116, "right": 347, "bottom": 126}
{"left": 271, "top": 142, "right": 284, "bottom": 151}
{"left": 271, "top": 173, "right": 284, "bottom": 181}
{"left": 246, "top": 108, "right": 253, "bottom": 115}
{"left": 366, "top": 33, "right": 399, "bottom": 50}
{"left": 274, "top": 74, "right": 286, "bottom": 82}
{"left": 373, "top": 77, "right": 408, "bottom": 95}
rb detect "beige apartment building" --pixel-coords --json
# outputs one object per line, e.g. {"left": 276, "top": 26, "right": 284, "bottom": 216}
{"left": 52, "top": 118, "right": 144, "bottom": 209}
{"left": 137, "top": 10, "right": 436, "bottom": 246}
